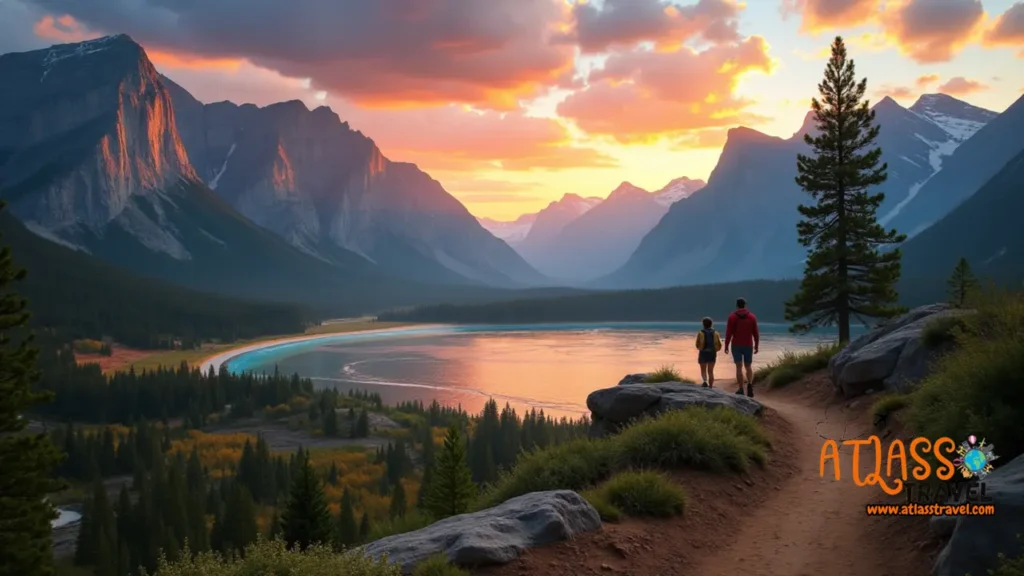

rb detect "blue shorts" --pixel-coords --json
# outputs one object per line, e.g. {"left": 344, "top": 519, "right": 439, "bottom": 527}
{"left": 731, "top": 345, "right": 753, "bottom": 365}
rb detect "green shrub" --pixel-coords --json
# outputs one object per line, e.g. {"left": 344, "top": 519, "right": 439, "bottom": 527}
{"left": 870, "top": 394, "right": 910, "bottom": 427}
{"left": 478, "top": 407, "right": 767, "bottom": 508}
{"left": 909, "top": 290, "right": 1024, "bottom": 460}
{"left": 142, "top": 538, "right": 401, "bottom": 576}
{"left": 412, "top": 554, "right": 470, "bottom": 576}
{"left": 366, "top": 510, "right": 433, "bottom": 542}
{"left": 614, "top": 408, "right": 768, "bottom": 473}
{"left": 643, "top": 365, "right": 692, "bottom": 383}
{"left": 754, "top": 342, "right": 843, "bottom": 388}
{"left": 591, "top": 471, "right": 686, "bottom": 518}
{"left": 478, "top": 438, "right": 616, "bottom": 508}
{"left": 921, "top": 314, "right": 970, "bottom": 349}
{"left": 579, "top": 487, "right": 622, "bottom": 522}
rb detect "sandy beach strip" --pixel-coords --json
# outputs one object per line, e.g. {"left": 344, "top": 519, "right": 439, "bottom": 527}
{"left": 197, "top": 324, "right": 448, "bottom": 374}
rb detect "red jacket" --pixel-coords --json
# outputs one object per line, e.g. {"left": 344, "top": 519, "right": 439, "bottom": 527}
{"left": 725, "top": 309, "right": 759, "bottom": 348}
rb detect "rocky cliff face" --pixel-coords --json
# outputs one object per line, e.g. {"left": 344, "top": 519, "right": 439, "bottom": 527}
{"left": 0, "top": 35, "right": 196, "bottom": 258}
{"left": 162, "top": 79, "right": 545, "bottom": 287}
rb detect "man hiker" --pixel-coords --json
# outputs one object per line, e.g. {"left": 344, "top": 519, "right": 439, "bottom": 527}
{"left": 724, "top": 297, "right": 759, "bottom": 397}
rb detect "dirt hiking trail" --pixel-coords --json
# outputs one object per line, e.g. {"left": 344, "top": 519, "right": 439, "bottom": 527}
{"left": 481, "top": 373, "right": 941, "bottom": 576}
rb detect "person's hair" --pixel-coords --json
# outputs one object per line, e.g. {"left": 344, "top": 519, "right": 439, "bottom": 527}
{"left": 702, "top": 317, "right": 713, "bottom": 328}
{"left": 736, "top": 297, "right": 747, "bottom": 309}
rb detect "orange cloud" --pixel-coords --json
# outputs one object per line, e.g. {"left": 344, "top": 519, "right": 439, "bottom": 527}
{"left": 557, "top": 36, "right": 775, "bottom": 142}
{"left": 780, "top": 0, "right": 881, "bottom": 34}
{"left": 32, "top": 14, "right": 92, "bottom": 43}
{"left": 916, "top": 74, "right": 940, "bottom": 87}
{"left": 673, "top": 128, "right": 732, "bottom": 149}
{"left": 875, "top": 84, "right": 915, "bottom": 99}
{"left": 937, "top": 76, "right": 989, "bottom": 95}
{"left": 566, "top": 0, "right": 743, "bottom": 52}
{"left": 879, "top": 0, "right": 986, "bottom": 63}
{"left": 148, "top": 50, "right": 243, "bottom": 72}
{"left": 983, "top": 1, "right": 1024, "bottom": 53}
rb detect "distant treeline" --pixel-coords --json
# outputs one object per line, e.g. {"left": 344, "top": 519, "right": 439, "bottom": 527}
{"left": 379, "top": 277, "right": 951, "bottom": 324}
{"left": 0, "top": 209, "right": 312, "bottom": 347}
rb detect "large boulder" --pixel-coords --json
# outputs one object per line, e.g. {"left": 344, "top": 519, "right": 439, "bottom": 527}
{"left": 934, "top": 454, "right": 1024, "bottom": 576}
{"left": 828, "top": 304, "right": 965, "bottom": 396}
{"left": 360, "top": 490, "right": 601, "bottom": 574}
{"left": 587, "top": 381, "right": 763, "bottom": 437}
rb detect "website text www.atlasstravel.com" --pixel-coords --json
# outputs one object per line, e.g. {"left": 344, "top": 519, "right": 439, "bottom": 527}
{"left": 865, "top": 503, "right": 996, "bottom": 517}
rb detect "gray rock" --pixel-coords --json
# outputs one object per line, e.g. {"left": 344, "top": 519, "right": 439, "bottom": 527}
{"left": 828, "top": 304, "right": 964, "bottom": 396}
{"left": 361, "top": 490, "right": 601, "bottom": 574}
{"left": 930, "top": 515, "right": 958, "bottom": 538}
{"left": 587, "top": 382, "right": 763, "bottom": 437}
{"left": 934, "top": 454, "right": 1024, "bottom": 576}
{"left": 617, "top": 373, "right": 650, "bottom": 385}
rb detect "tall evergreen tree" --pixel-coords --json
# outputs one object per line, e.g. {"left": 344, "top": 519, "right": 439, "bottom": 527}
{"left": 422, "top": 425, "right": 475, "bottom": 520}
{"left": 389, "top": 480, "right": 407, "bottom": 519}
{"left": 336, "top": 487, "right": 358, "bottom": 548}
{"left": 947, "top": 257, "right": 979, "bottom": 308}
{"left": 323, "top": 409, "right": 338, "bottom": 437}
{"left": 280, "top": 450, "right": 333, "bottom": 551}
{"left": 354, "top": 409, "right": 370, "bottom": 438}
{"left": 359, "top": 511, "right": 371, "bottom": 542}
{"left": 785, "top": 36, "right": 906, "bottom": 342}
{"left": 213, "top": 483, "right": 258, "bottom": 557}
{"left": 0, "top": 201, "right": 63, "bottom": 576}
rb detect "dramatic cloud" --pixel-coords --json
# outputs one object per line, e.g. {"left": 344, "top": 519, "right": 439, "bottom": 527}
{"left": 20, "top": 0, "right": 576, "bottom": 110}
{"left": 937, "top": 76, "right": 989, "bottom": 95}
{"left": 984, "top": 1, "right": 1024, "bottom": 51}
{"left": 557, "top": 36, "right": 775, "bottom": 142}
{"left": 568, "top": 0, "right": 742, "bottom": 52}
{"left": 780, "top": 0, "right": 880, "bottom": 34}
{"left": 880, "top": 0, "right": 985, "bottom": 63}
{"left": 916, "top": 73, "right": 940, "bottom": 87}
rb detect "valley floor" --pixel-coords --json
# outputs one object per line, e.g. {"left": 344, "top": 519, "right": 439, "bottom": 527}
{"left": 480, "top": 373, "right": 942, "bottom": 576}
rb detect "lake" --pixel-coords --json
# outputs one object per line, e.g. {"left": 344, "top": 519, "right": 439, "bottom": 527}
{"left": 226, "top": 323, "right": 854, "bottom": 418}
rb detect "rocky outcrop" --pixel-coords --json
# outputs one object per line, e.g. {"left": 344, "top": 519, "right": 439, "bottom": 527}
{"left": 933, "top": 454, "right": 1024, "bottom": 576}
{"left": 360, "top": 490, "right": 601, "bottom": 574}
{"left": 828, "top": 304, "right": 966, "bottom": 396}
{"left": 587, "top": 380, "right": 764, "bottom": 437}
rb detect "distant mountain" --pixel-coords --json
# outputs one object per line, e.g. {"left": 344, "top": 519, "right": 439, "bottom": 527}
{"left": 476, "top": 213, "right": 538, "bottom": 247}
{"left": 520, "top": 182, "right": 670, "bottom": 282}
{"left": 654, "top": 176, "right": 706, "bottom": 206}
{"left": 600, "top": 94, "right": 999, "bottom": 289}
{"left": 516, "top": 193, "right": 602, "bottom": 258}
{"left": 901, "top": 147, "right": 1024, "bottom": 282}
{"left": 886, "top": 94, "right": 1024, "bottom": 237}
{"left": 161, "top": 75, "right": 543, "bottom": 287}
{"left": 908, "top": 93, "right": 998, "bottom": 142}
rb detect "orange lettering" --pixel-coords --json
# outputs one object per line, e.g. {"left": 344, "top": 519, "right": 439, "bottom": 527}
{"left": 876, "top": 438, "right": 905, "bottom": 496}
{"left": 820, "top": 440, "right": 840, "bottom": 480}
{"left": 910, "top": 437, "right": 932, "bottom": 480}
{"left": 933, "top": 437, "right": 957, "bottom": 480}
{"left": 844, "top": 438, "right": 877, "bottom": 487}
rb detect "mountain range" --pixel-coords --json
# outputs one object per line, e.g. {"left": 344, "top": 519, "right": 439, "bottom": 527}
{"left": 600, "top": 92, "right": 1021, "bottom": 289}
{"left": 1, "top": 34, "right": 1021, "bottom": 323}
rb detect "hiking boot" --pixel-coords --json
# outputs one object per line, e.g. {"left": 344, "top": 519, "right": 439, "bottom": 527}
{"left": 735, "top": 387, "right": 744, "bottom": 395}
{"left": 746, "top": 383, "right": 754, "bottom": 398}
{"left": 701, "top": 381, "right": 709, "bottom": 388}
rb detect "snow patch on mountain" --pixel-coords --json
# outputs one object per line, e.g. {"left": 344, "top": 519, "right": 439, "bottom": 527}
{"left": 477, "top": 215, "right": 537, "bottom": 245}
{"left": 654, "top": 177, "right": 706, "bottom": 206}
{"left": 39, "top": 35, "right": 125, "bottom": 82}
{"left": 209, "top": 143, "right": 236, "bottom": 190}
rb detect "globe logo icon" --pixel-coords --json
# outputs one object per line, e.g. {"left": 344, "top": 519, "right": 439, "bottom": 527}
{"left": 964, "top": 448, "right": 987, "bottom": 473}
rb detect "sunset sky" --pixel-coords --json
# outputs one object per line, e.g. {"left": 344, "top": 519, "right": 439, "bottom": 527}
{"left": 2, "top": 0, "right": 1023, "bottom": 220}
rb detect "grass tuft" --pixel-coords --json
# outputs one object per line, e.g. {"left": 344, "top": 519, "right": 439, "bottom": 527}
{"left": 643, "top": 364, "right": 692, "bottom": 383}
{"left": 412, "top": 554, "right": 471, "bottom": 576}
{"left": 590, "top": 470, "right": 686, "bottom": 518}
{"left": 870, "top": 394, "right": 910, "bottom": 427}
{"left": 920, "top": 314, "right": 970, "bottom": 349}
{"left": 580, "top": 487, "right": 622, "bottom": 523}
{"left": 366, "top": 510, "right": 433, "bottom": 542}
{"left": 753, "top": 342, "right": 843, "bottom": 388}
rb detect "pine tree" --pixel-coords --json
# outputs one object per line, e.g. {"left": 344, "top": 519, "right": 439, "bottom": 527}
{"left": 389, "top": 480, "right": 407, "bottom": 519}
{"left": 214, "top": 483, "right": 258, "bottom": 556}
{"left": 354, "top": 409, "right": 370, "bottom": 438}
{"left": 323, "top": 409, "right": 338, "bottom": 437}
{"left": 280, "top": 450, "right": 333, "bottom": 551}
{"left": 336, "top": 487, "right": 358, "bottom": 548}
{"left": 359, "top": 512, "right": 371, "bottom": 541}
{"left": 0, "top": 200, "right": 63, "bottom": 576}
{"left": 947, "top": 257, "right": 978, "bottom": 308}
{"left": 785, "top": 36, "right": 906, "bottom": 343}
{"left": 327, "top": 461, "right": 339, "bottom": 486}
{"left": 422, "top": 425, "right": 475, "bottom": 519}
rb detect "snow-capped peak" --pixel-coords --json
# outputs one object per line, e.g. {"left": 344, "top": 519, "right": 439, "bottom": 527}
{"left": 39, "top": 35, "right": 131, "bottom": 82}
{"left": 654, "top": 176, "right": 707, "bottom": 206}
{"left": 909, "top": 93, "right": 998, "bottom": 143}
